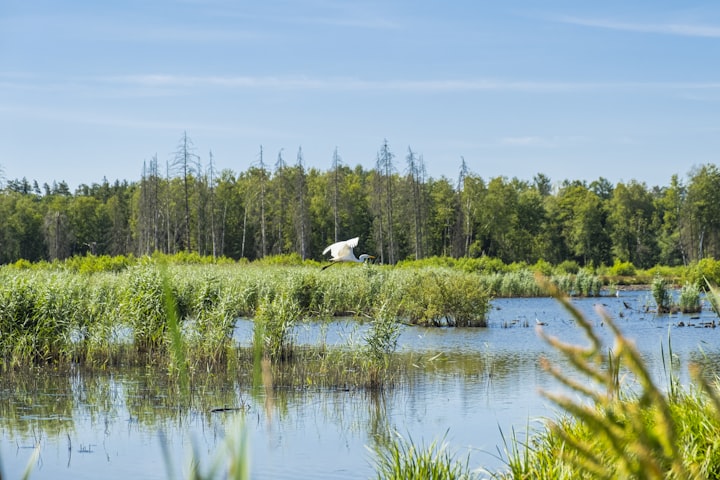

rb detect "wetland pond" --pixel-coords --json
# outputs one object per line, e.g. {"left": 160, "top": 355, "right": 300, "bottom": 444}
{"left": 3, "top": 289, "right": 720, "bottom": 479}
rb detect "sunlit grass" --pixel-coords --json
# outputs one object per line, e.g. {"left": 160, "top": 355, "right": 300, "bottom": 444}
{"left": 0, "top": 261, "right": 494, "bottom": 369}
{"left": 490, "top": 277, "right": 720, "bottom": 479}
{"left": 372, "top": 431, "right": 474, "bottom": 480}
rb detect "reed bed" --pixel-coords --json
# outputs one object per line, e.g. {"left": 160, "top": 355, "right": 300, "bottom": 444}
{"left": 0, "top": 261, "right": 493, "bottom": 370}
{"left": 0, "top": 257, "right": 607, "bottom": 371}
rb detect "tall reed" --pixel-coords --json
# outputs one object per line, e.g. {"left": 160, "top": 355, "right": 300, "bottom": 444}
{"left": 0, "top": 261, "right": 549, "bottom": 370}
{"left": 253, "top": 292, "right": 301, "bottom": 362}
{"left": 652, "top": 275, "right": 674, "bottom": 313}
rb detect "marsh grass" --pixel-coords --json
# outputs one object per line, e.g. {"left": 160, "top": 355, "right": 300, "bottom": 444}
{"left": 253, "top": 292, "right": 300, "bottom": 361}
{"left": 652, "top": 275, "right": 674, "bottom": 313}
{"left": 491, "top": 277, "right": 720, "bottom": 479}
{"left": 0, "top": 262, "right": 496, "bottom": 370}
{"left": 398, "top": 269, "right": 490, "bottom": 326}
{"left": 480, "top": 270, "right": 603, "bottom": 299}
{"left": 364, "top": 303, "right": 402, "bottom": 362}
{"left": 678, "top": 281, "right": 702, "bottom": 314}
{"left": 372, "top": 431, "right": 474, "bottom": 480}
{"left": 0, "top": 257, "right": 612, "bottom": 370}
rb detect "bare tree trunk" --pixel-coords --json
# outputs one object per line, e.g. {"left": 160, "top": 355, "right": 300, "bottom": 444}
{"left": 44, "top": 211, "right": 72, "bottom": 260}
{"left": 173, "top": 131, "right": 199, "bottom": 252}
{"left": 138, "top": 161, "right": 150, "bottom": 255}
{"left": 208, "top": 151, "right": 217, "bottom": 258}
{"left": 196, "top": 162, "right": 205, "bottom": 255}
{"left": 295, "top": 147, "right": 310, "bottom": 259}
{"left": 274, "top": 149, "right": 286, "bottom": 255}
{"left": 242, "top": 204, "right": 248, "bottom": 259}
{"left": 259, "top": 145, "right": 267, "bottom": 257}
{"left": 458, "top": 158, "right": 472, "bottom": 257}
{"left": 373, "top": 152, "right": 386, "bottom": 264}
{"left": 332, "top": 148, "right": 341, "bottom": 242}
{"left": 380, "top": 140, "right": 396, "bottom": 264}
{"left": 406, "top": 147, "right": 424, "bottom": 260}
{"left": 165, "top": 160, "right": 173, "bottom": 253}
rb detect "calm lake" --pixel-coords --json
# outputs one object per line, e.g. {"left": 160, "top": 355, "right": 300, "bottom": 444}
{"left": 2, "top": 289, "right": 720, "bottom": 479}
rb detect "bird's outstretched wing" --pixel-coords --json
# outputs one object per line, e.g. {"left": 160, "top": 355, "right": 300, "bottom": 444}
{"left": 323, "top": 237, "right": 359, "bottom": 260}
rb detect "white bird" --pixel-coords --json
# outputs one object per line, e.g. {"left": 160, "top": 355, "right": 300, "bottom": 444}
{"left": 321, "top": 237, "right": 375, "bottom": 270}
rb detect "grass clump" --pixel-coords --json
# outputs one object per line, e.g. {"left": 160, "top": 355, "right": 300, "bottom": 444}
{"left": 253, "top": 292, "right": 301, "bottom": 362}
{"left": 652, "top": 275, "right": 674, "bottom": 313}
{"left": 398, "top": 269, "right": 490, "bottom": 326}
{"left": 678, "top": 281, "right": 702, "bottom": 314}
{"left": 373, "top": 431, "right": 475, "bottom": 480}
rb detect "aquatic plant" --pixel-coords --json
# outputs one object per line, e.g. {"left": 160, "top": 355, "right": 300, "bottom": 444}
{"left": 496, "top": 270, "right": 543, "bottom": 298}
{"left": 364, "top": 303, "right": 402, "bottom": 362}
{"left": 678, "top": 281, "right": 702, "bottom": 314}
{"left": 120, "top": 264, "right": 168, "bottom": 352}
{"left": 253, "top": 292, "right": 301, "bottom": 361}
{"left": 652, "top": 275, "right": 674, "bottom": 313}
{"left": 372, "top": 431, "right": 475, "bottom": 480}
{"left": 0, "top": 259, "right": 614, "bottom": 370}
{"left": 398, "top": 269, "right": 490, "bottom": 326}
{"left": 359, "top": 302, "right": 403, "bottom": 388}
{"left": 550, "top": 270, "right": 602, "bottom": 297}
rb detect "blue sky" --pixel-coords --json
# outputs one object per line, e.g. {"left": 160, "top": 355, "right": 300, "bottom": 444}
{"left": 2, "top": 1, "right": 720, "bottom": 190}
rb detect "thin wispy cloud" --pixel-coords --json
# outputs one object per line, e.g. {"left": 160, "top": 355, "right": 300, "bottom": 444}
{"left": 555, "top": 15, "right": 720, "bottom": 38}
{"left": 501, "top": 136, "right": 550, "bottom": 147}
{"left": 500, "top": 135, "right": 588, "bottom": 148}
{"left": 40, "top": 74, "right": 720, "bottom": 94}
{"left": 281, "top": 14, "right": 400, "bottom": 30}
{"left": 0, "top": 104, "right": 283, "bottom": 137}
{"left": 188, "top": 0, "right": 402, "bottom": 30}
{"left": 0, "top": 12, "right": 266, "bottom": 44}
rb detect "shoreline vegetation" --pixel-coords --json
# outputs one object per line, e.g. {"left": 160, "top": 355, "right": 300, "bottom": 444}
{"left": 1, "top": 251, "right": 719, "bottom": 372}
{"left": 4, "top": 252, "right": 720, "bottom": 478}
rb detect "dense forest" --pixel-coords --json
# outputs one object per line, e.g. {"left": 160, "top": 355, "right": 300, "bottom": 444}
{"left": 2, "top": 134, "right": 719, "bottom": 268}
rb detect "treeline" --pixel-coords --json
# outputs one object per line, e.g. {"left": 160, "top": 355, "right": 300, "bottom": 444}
{"left": 2, "top": 133, "right": 720, "bottom": 267}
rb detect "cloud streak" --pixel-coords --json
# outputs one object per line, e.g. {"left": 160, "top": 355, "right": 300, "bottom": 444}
{"left": 499, "top": 135, "right": 587, "bottom": 148}
{"left": 555, "top": 15, "right": 720, "bottom": 38}
{"left": 0, "top": 104, "right": 286, "bottom": 138}
{"left": 44, "top": 74, "right": 720, "bottom": 93}
{"left": 4, "top": 72, "right": 720, "bottom": 97}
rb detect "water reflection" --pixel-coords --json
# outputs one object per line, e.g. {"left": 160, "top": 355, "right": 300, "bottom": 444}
{"left": 2, "top": 290, "right": 720, "bottom": 479}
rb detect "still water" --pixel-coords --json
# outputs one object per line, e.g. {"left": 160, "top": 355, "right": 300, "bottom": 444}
{"left": 2, "top": 290, "right": 720, "bottom": 479}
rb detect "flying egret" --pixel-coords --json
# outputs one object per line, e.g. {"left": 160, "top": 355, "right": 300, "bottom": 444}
{"left": 321, "top": 237, "right": 375, "bottom": 270}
